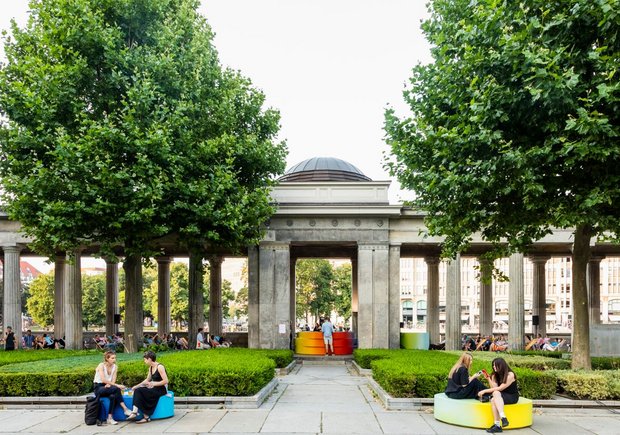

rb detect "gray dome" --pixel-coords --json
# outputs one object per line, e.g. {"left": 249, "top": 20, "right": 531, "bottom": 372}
{"left": 279, "top": 157, "right": 371, "bottom": 182}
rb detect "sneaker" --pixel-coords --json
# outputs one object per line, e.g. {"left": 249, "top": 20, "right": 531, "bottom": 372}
{"left": 107, "top": 417, "right": 118, "bottom": 426}
{"left": 501, "top": 417, "right": 509, "bottom": 427}
{"left": 486, "top": 425, "right": 503, "bottom": 433}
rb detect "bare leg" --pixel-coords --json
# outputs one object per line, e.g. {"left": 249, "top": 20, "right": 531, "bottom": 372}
{"left": 491, "top": 390, "right": 504, "bottom": 421}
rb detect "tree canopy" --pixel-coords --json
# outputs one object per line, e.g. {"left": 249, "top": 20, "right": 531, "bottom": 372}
{"left": 0, "top": 0, "right": 287, "bottom": 259}
{"left": 385, "top": 0, "right": 619, "bottom": 369}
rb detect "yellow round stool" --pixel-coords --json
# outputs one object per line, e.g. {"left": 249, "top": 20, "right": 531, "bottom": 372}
{"left": 434, "top": 393, "right": 533, "bottom": 429}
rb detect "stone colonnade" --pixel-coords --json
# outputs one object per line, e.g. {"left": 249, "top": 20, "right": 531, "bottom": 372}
{"left": 0, "top": 243, "right": 607, "bottom": 350}
{"left": 0, "top": 246, "right": 226, "bottom": 350}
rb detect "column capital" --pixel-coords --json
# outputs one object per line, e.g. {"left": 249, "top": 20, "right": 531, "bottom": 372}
{"left": 259, "top": 242, "right": 290, "bottom": 251}
{"left": 208, "top": 255, "right": 223, "bottom": 265}
{"left": 358, "top": 243, "right": 389, "bottom": 251}
{"left": 589, "top": 255, "right": 605, "bottom": 264}
{"left": 424, "top": 256, "right": 440, "bottom": 265}
{"left": 528, "top": 255, "right": 551, "bottom": 264}
{"left": 1, "top": 245, "right": 23, "bottom": 254}
{"left": 155, "top": 256, "right": 172, "bottom": 265}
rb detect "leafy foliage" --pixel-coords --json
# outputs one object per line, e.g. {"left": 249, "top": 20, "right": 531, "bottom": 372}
{"left": 384, "top": 0, "right": 620, "bottom": 369}
{"left": 0, "top": 0, "right": 287, "bottom": 260}
{"left": 82, "top": 274, "right": 106, "bottom": 329}
{"left": 26, "top": 273, "right": 55, "bottom": 327}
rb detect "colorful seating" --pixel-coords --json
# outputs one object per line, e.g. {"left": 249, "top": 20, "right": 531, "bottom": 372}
{"left": 295, "top": 331, "right": 354, "bottom": 355}
{"left": 99, "top": 391, "right": 174, "bottom": 421}
{"left": 433, "top": 393, "right": 532, "bottom": 429}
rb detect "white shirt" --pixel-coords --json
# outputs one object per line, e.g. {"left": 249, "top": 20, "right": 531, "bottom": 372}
{"left": 93, "top": 363, "right": 116, "bottom": 384}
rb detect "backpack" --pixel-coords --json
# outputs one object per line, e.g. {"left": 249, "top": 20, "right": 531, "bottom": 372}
{"left": 84, "top": 395, "right": 100, "bottom": 426}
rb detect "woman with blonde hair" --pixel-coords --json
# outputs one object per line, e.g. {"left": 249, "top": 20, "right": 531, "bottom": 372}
{"left": 93, "top": 351, "right": 132, "bottom": 425}
{"left": 444, "top": 352, "right": 486, "bottom": 399}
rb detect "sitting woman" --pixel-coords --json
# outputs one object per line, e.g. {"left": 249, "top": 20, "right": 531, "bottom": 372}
{"left": 93, "top": 351, "right": 131, "bottom": 425}
{"left": 127, "top": 351, "right": 169, "bottom": 424}
{"left": 444, "top": 352, "right": 486, "bottom": 399}
{"left": 477, "top": 358, "right": 519, "bottom": 433}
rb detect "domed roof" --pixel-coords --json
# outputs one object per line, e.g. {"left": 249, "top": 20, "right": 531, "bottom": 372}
{"left": 279, "top": 157, "right": 372, "bottom": 182}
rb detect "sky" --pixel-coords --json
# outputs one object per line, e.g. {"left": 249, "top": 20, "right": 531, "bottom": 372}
{"left": 1, "top": 0, "right": 433, "bottom": 271}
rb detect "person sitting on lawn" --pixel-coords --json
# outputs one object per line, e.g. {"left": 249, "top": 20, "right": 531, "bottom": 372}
{"left": 42, "top": 333, "right": 55, "bottom": 349}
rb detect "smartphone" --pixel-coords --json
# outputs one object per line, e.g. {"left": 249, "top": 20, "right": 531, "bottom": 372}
{"left": 481, "top": 369, "right": 489, "bottom": 377}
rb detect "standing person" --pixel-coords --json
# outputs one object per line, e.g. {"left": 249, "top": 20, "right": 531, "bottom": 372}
{"left": 321, "top": 317, "right": 334, "bottom": 356}
{"left": 477, "top": 358, "right": 519, "bottom": 433}
{"left": 4, "top": 326, "right": 15, "bottom": 351}
{"left": 23, "top": 329, "right": 35, "bottom": 349}
{"left": 127, "top": 351, "right": 169, "bottom": 424}
{"left": 445, "top": 352, "right": 486, "bottom": 399}
{"left": 93, "top": 351, "right": 131, "bottom": 425}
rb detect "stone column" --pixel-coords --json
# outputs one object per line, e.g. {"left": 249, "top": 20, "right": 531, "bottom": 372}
{"left": 105, "top": 258, "right": 119, "bottom": 337}
{"left": 123, "top": 254, "right": 143, "bottom": 353}
{"left": 247, "top": 246, "right": 260, "bottom": 348}
{"left": 2, "top": 246, "right": 22, "bottom": 349}
{"left": 508, "top": 253, "right": 525, "bottom": 350}
{"left": 188, "top": 253, "right": 204, "bottom": 350}
{"left": 54, "top": 255, "right": 66, "bottom": 340}
{"left": 64, "top": 250, "right": 83, "bottom": 350}
{"left": 445, "top": 255, "right": 461, "bottom": 351}
{"left": 357, "top": 243, "right": 390, "bottom": 348}
{"left": 208, "top": 256, "right": 223, "bottom": 337}
{"left": 425, "top": 256, "right": 441, "bottom": 345}
{"left": 156, "top": 257, "right": 172, "bottom": 336}
{"left": 389, "top": 244, "right": 401, "bottom": 349}
{"left": 290, "top": 257, "right": 296, "bottom": 349}
{"left": 258, "top": 243, "right": 291, "bottom": 349}
{"left": 529, "top": 255, "right": 550, "bottom": 337}
{"left": 478, "top": 258, "right": 493, "bottom": 337}
{"left": 351, "top": 258, "right": 359, "bottom": 339}
{"left": 588, "top": 256, "right": 604, "bottom": 325}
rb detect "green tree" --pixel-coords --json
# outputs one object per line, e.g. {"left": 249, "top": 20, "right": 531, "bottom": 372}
{"left": 221, "top": 279, "right": 235, "bottom": 318}
{"left": 295, "top": 259, "right": 335, "bottom": 323}
{"left": 232, "top": 286, "right": 248, "bottom": 318}
{"left": 145, "top": 262, "right": 190, "bottom": 330}
{"left": 230, "top": 261, "right": 249, "bottom": 318}
{"left": 0, "top": 0, "right": 286, "bottom": 350}
{"left": 26, "top": 273, "right": 55, "bottom": 327}
{"left": 82, "top": 274, "right": 106, "bottom": 329}
{"left": 332, "top": 263, "right": 352, "bottom": 323}
{"left": 385, "top": 0, "right": 620, "bottom": 369}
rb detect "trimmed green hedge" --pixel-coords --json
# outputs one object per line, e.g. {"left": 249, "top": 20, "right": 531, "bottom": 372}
{"left": 0, "top": 349, "right": 287, "bottom": 397}
{"left": 368, "top": 353, "right": 556, "bottom": 399}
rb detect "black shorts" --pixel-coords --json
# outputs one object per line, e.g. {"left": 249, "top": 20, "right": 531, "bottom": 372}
{"left": 501, "top": 392, "right": 519, "bottom": 405}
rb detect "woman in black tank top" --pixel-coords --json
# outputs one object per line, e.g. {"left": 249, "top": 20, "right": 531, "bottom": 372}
{"left": 126, "top": 351, "right": 169, "bottom": 424}
{"left": 477, "top": 358, "right": 519, "bottom": 433}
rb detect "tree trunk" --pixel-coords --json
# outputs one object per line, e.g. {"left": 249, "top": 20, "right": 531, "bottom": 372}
{"left": 188, "top": 252, "right": 204, "bottom": 350}
{"left": 123, "top": 254, "right": 143, "bottom": 353}
{"left": 571, "top": 224, "right": 592, "bottom": 370}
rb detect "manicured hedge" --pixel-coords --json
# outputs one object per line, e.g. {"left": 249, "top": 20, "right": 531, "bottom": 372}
{"left": 357, "top": 349, "right": 563, "bottom": 399}
{"left": 0, "top": 349, "right": 286, "bottom": 397}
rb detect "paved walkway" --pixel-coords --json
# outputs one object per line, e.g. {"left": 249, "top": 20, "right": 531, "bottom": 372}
{"left": 0, "top": 361, "right": 619, "bottom": 434}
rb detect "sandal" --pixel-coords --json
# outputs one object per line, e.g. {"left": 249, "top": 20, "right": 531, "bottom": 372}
{"left": 125, "top": 413, "right": 137, "bottom": 421}
{"left": 135, "top": 417, "right": 151, "bottom": 424}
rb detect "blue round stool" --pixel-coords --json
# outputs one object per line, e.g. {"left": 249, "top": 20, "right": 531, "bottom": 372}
{"left": 99, "top": 391, "right": 175, "bottom": 421}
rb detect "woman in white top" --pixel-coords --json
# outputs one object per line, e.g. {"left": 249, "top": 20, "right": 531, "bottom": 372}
{"left": 93, "top": 351, "right": 131, "bottom": 425}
